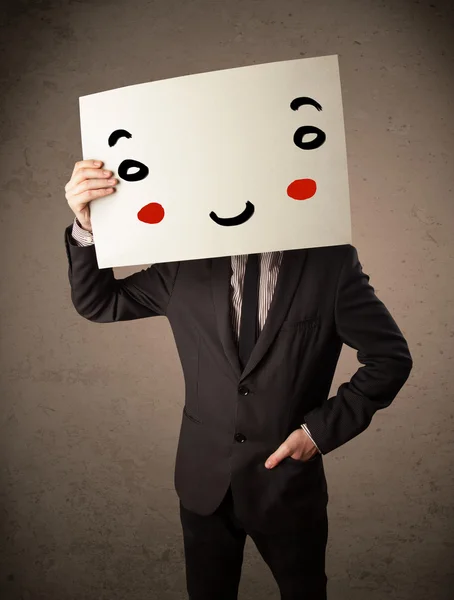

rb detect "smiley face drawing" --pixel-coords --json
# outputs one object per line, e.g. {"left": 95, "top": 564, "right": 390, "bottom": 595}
{"left": 108, "top": 96, "right": 326, "bottom": 229}
{"left": 80, "top": 55, "right": 351, "bottom": 268}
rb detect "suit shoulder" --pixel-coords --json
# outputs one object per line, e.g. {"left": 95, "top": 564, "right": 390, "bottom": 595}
{"left": 308, "top": 243, "right": 355, "bottom": 263}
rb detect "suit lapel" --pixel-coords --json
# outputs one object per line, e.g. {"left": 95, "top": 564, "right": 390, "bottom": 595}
{"left": 240, "top": 249, "right": 308, "bottom": 380}
{"left": 211, "top": 249, "right": 308, "bottom": 382}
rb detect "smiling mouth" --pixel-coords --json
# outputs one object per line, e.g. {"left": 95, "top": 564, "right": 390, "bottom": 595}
{"left": 209, "top": 201, "right": 255, "bottom": 226}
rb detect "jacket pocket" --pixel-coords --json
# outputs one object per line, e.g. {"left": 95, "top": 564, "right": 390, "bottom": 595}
{"left": 280, "top": 316, "right": 320, "bottom": 332}
{"left": 286, "top": 452, "right": 321, "bottom": 465}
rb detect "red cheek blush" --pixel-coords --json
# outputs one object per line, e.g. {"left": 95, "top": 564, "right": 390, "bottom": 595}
{"left": 287, "top": 178, "right": 317, "bottom": 200}
{"left": 137, "top": 202, "right": 165, "bottom": 224}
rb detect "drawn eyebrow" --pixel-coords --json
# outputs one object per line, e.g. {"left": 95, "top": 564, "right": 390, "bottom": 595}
{"left": 108, "top": 129, "right": 132, "bottom": 147}
{"left": 290, "top": 97, "right": 323, "bottom": 112}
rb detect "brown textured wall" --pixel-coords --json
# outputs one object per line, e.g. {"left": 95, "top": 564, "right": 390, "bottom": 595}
{"left": 1, "top": 0, "right": 453, "bottom": 598}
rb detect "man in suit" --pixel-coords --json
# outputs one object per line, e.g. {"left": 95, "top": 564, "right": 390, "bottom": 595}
{"left": 65, "top": 159, "right": 413, "bottom": 600}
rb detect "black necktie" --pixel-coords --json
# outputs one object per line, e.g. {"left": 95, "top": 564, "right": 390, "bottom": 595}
{"left": 238, "top": 254, "right": 260, "bottom": 369}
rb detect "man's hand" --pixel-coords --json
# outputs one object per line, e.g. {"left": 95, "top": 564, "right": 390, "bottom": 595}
{"left": 65, "top": 159, "right": 118, "bottom": 232}
{"left": 265, "top": 428, "right": 319, "bottom": 468}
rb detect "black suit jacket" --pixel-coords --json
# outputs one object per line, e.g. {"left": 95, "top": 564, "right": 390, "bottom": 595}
{"left": 64, "top": 225, "right": 412, "bottom": 533}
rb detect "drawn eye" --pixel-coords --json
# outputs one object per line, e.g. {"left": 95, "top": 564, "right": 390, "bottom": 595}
{"left": 293, "top": 125, "right": 326, "bottom": 150}
{"left": 118, "top": 159, "right": 149, "bottom": 182}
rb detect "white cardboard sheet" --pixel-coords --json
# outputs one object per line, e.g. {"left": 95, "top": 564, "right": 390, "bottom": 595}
{"left": 79, "top": 55, "right": 351, "bottom": 268}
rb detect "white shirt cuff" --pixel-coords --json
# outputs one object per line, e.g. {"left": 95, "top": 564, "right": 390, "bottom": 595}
{"left": 301, "top": 423, "right": 321, "bottom": 453}
{"left": 72, "top": 217, "right": 94, "bottom": 246}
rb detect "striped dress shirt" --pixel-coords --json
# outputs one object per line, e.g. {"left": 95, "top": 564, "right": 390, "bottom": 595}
{"left": 71, "top": 218, "right": 320, "bottom": 452}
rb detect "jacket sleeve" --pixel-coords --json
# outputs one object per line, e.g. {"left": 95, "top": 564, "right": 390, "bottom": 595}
{"left": 64, "top": 224, "right": 180, "bottom": 322}
{"left": 303, "top": 244, "right": 413, "bottom": 455}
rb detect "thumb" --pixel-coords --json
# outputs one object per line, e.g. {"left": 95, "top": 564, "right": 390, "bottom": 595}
{"left": 265, "top": 443, "right": 292, "bottom": 469}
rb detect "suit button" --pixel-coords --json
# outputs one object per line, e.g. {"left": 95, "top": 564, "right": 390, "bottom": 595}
{"left": 234, "top": 433, "right": 247, "bottom": 443}
{"left": 238, "top": 386, "right": 250, "bottom": 396}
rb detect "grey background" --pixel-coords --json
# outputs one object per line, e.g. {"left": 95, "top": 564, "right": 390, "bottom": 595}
{"left": 1, "top": 0, "right": 453, "bottom": 598}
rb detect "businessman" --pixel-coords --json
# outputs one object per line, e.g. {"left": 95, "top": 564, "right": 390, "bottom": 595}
{"left": 64, "top": 159, "right": 413, "bottom": 600}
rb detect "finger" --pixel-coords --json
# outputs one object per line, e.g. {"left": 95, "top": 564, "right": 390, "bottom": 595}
{"left": 67, "top": 168, "right": 113, "bottom": 192}
{"left": 72, "top": 159, "right": 103, "bottom": 177}
{"left": 70, "top": 185, "right": 115, "bottom": 207}
{"left": 69, "top": 176, "right": 117, "bottom": 197}
{"left": 265, "top": 444, "right": 291, "bottom": 468}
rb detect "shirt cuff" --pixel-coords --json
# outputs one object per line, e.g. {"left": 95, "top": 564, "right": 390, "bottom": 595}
{"left": 300, "top": 423, "right": 321, "bottom": 453}
{"left": 72, "top": 217, "right": 94, "bottom": 246}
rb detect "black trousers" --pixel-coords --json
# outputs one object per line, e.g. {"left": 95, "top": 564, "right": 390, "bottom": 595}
{"left": 179, "top": 485, "right": 328, "bottom": 600}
